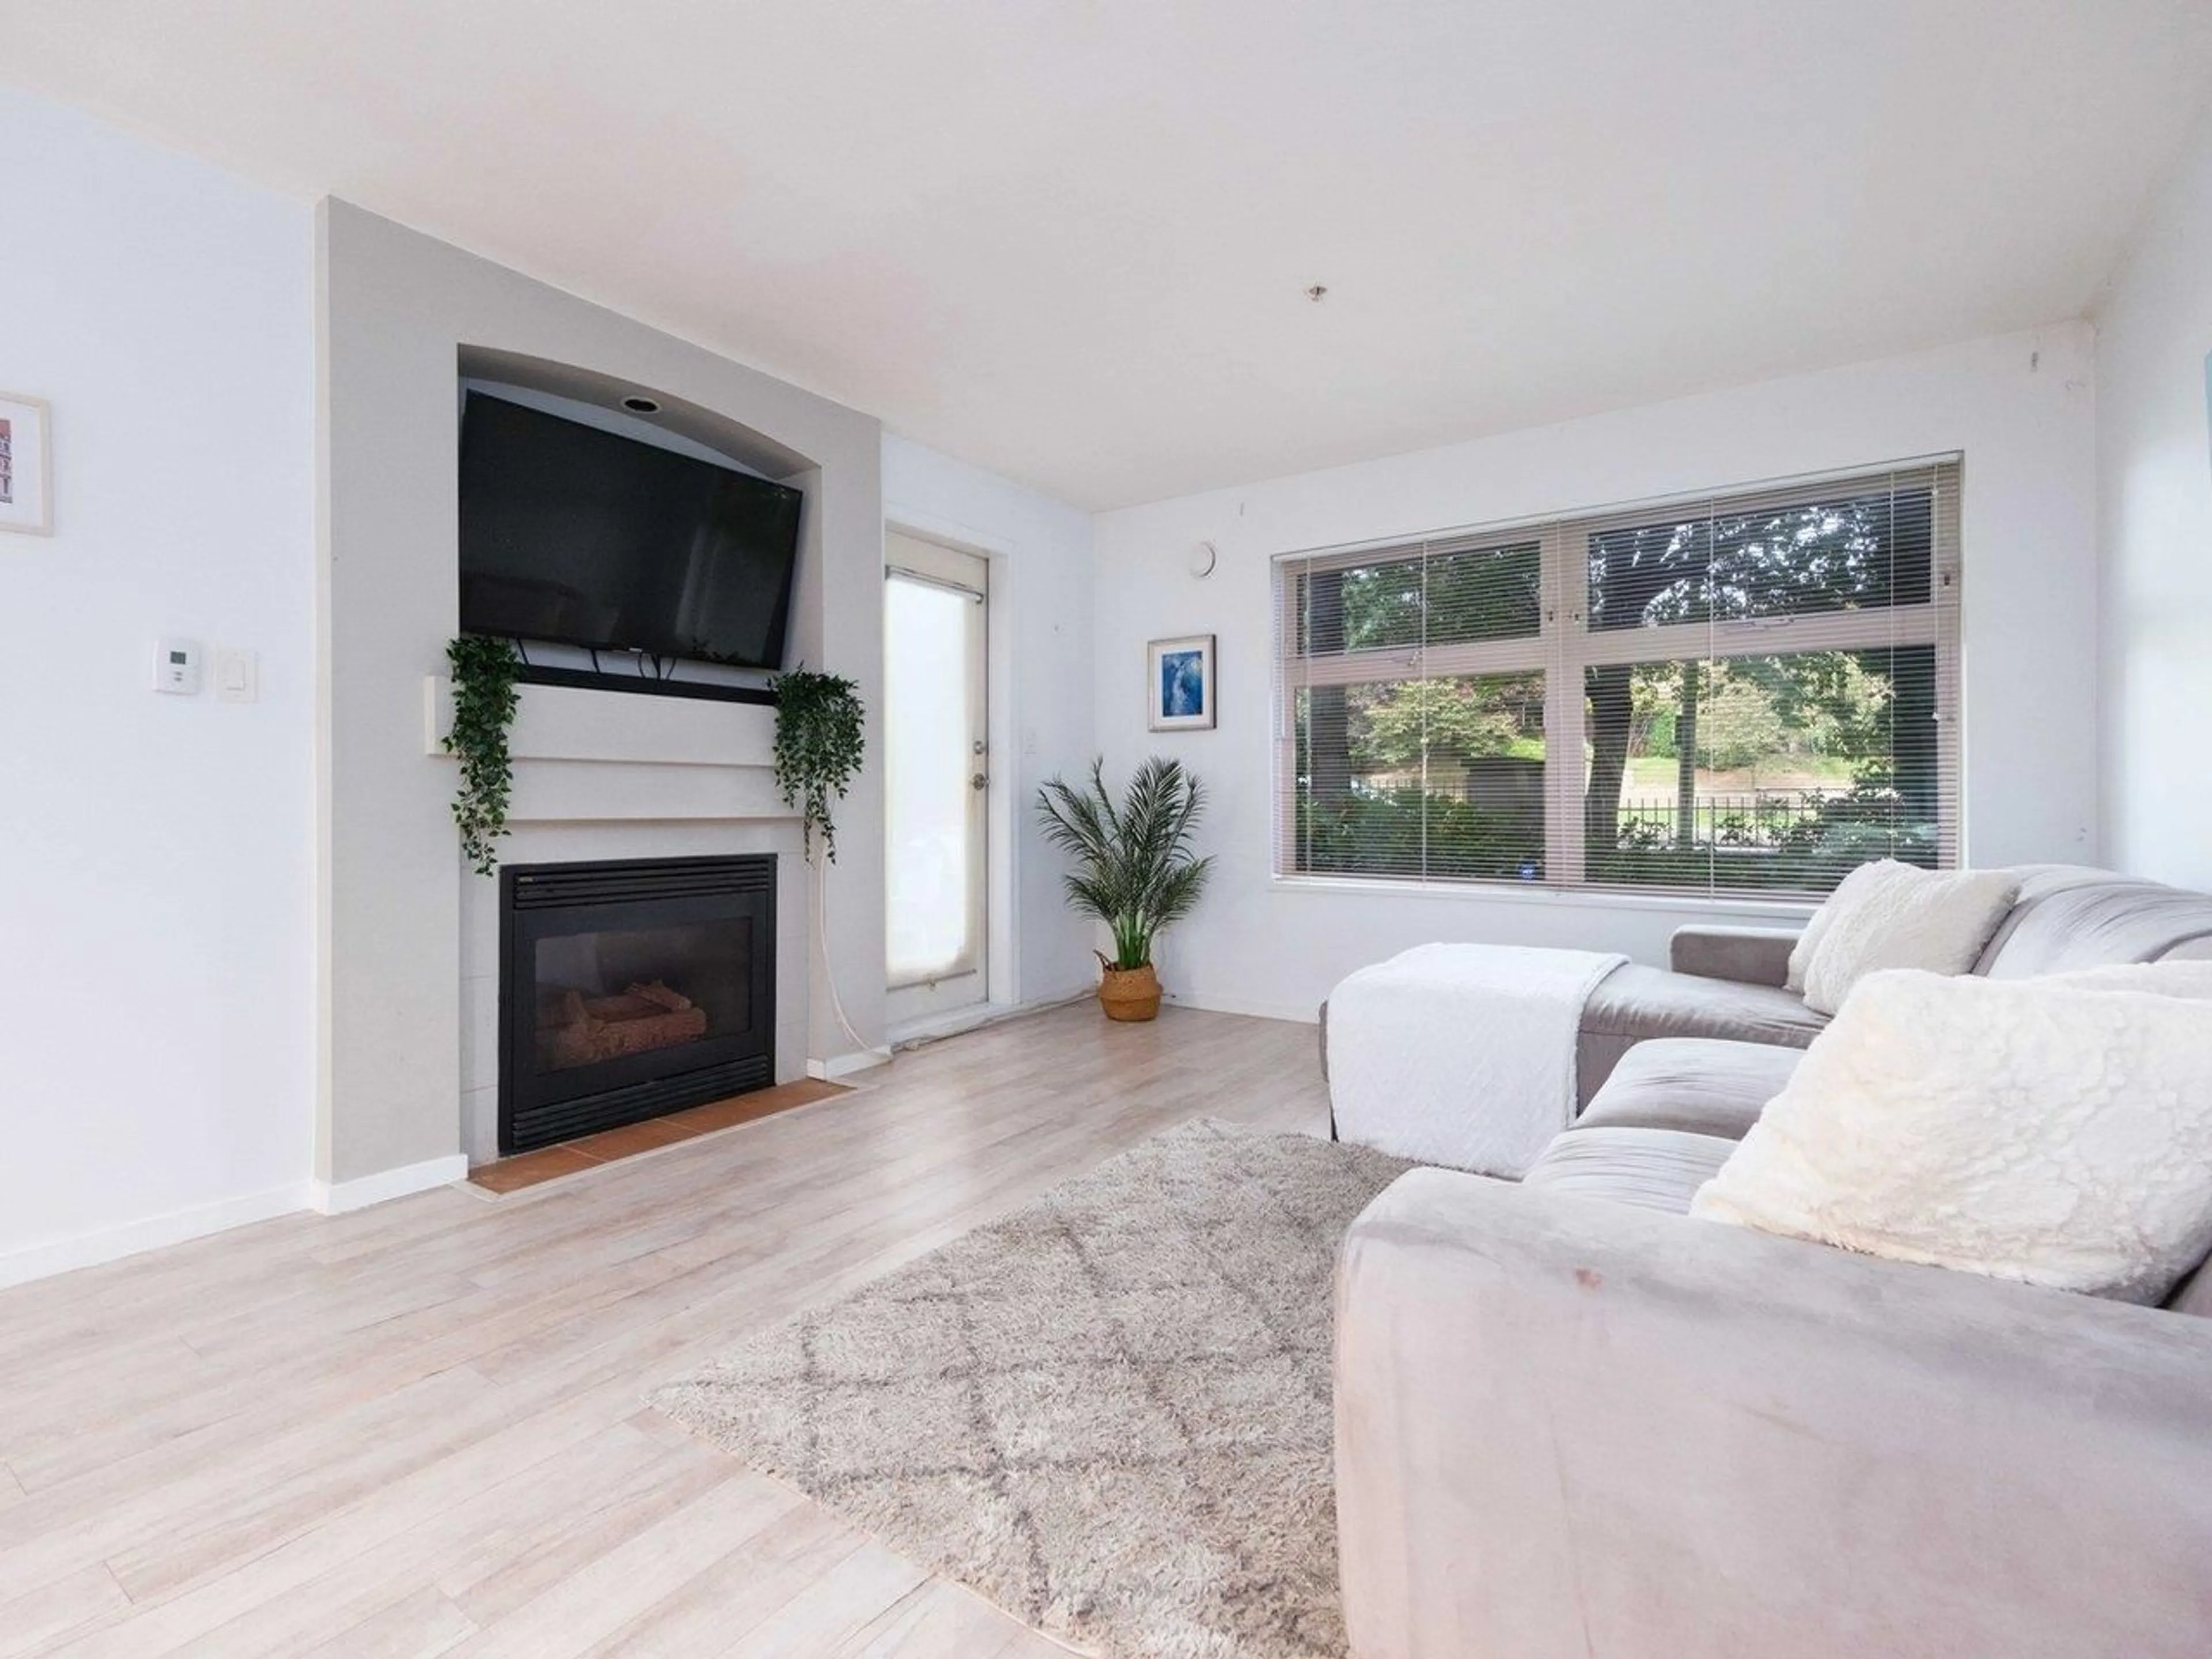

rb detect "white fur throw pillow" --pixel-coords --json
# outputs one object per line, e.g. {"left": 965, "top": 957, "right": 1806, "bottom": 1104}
{"left": 1785, "top": 859, "right": 1903, "bottom": 992}
{"left": 1691, "top": 967, "right": 2212, "bottom": 1302}
{"left": 1791, "top": 861, "right": 2018, "bottom": 1015}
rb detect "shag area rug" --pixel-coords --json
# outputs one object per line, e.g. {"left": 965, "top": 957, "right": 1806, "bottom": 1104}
{"left": 652, "top": 1118, "right": 1412, "bottom": 1658}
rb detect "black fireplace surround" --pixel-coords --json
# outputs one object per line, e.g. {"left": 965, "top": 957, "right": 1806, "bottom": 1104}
{"left": 499, "top": 855, "right": 777, "bottom": 1155}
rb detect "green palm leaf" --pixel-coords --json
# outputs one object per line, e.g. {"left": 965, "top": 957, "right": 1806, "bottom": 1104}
{"left": 1036, "top": 756, "right": 1215, "bottom": 972}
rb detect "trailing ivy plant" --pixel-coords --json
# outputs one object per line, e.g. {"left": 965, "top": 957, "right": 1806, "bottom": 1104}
{"left": 444, "top": 635, "right": 522, "bottom": 876}
{"left": 772, "top": 668, "right": 866, "bottom": 863}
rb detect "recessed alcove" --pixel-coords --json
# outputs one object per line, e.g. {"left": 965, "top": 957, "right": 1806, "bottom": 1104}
{"left": 455, "top": 345, "right": 820, "bottom": 704}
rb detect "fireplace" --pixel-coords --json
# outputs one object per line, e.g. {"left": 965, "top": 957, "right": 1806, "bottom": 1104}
{"left": 499, "top": 856, "right": 777, "bottom": 1154}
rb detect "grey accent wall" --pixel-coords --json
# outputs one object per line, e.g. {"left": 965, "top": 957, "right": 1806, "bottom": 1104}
{"left": 315, "top": 200, "right": 884, "bottom": 1186}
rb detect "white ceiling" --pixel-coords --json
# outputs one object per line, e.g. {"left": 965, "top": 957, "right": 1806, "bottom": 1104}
{"left": 7, "top": 1, "right": 2212, "bottom": 509}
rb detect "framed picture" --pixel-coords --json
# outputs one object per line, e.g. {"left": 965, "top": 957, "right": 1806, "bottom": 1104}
{"left": 0, "top": 393, "right": 52, "bottom": 536}
{"left": 1148, "top": 633, "right": 1215, "bottom": 731}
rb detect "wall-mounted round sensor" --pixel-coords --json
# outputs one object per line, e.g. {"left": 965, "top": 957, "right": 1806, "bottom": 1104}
{"left": 1188, "top": 540, "right": 1218, "bottom": 578}
{"left": 621, "top": 395, "right": 662, "bottom": 414}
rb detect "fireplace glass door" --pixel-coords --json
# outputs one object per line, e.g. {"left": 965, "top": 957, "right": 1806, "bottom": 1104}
{"left": 531, "top": 916, "right": 752, "bottom": 1078}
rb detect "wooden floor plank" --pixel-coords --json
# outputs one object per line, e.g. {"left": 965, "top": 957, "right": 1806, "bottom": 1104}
{"left": 830, "top": 1578, "right": 1050, "bottom": 1659}
{"left": 297, "top": 1585, "right": 479, "bottom": 1659}
{"left": 0, "top": 1006, "right": 1327, "bottom": 1657}
{"left": 0, "top": 1563, "right": 129, "bottom": 1659}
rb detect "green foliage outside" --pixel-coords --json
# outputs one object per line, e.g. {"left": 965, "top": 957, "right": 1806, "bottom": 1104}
{"left": 1355, "top": 675, "right": 1546, "bottom": 773}
{"left": 1294, "top": 780, "right": 1934, "bottom": 895}
{"left": 1297, "top": 789, "right": 1547, "bottom": 884}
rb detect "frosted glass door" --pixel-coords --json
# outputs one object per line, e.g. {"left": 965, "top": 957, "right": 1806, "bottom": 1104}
{"left": 884, "top": 535, "right": 988, "bottom": 1024}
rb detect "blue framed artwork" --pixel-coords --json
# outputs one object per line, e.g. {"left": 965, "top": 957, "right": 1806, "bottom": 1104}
{"left": 1147, "top": 633, "right": 1215, "bottom": 731}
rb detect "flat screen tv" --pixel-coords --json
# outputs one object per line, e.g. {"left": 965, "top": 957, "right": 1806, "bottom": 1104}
{"left": 458, "top": 392, "right": 802, "bottom": 671}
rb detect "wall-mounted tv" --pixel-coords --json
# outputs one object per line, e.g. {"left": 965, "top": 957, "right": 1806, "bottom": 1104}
{"left": 458, "top": 392, "right": 802, "bottom": 671}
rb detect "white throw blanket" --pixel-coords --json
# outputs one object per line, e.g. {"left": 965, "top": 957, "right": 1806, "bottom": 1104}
{"left": 1328, "top": 943, "right": 1627, "bottom": 1177}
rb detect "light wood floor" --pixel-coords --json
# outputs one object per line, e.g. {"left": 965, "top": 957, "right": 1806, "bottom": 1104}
{"left": 0, "top": 1005, "right": 1328, "bottom": 1657}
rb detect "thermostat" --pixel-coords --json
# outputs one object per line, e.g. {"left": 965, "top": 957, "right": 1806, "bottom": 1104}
{"left": 153, "top": 638, "right": 203, "bottom": 695}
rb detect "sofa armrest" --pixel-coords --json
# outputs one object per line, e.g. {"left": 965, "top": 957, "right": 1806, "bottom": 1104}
{"left": 1668, "top": 923, "right": 1800, "bottom": 986}
{"left": 1334, "top": 1170, "right": 2212, "bottom": 1659}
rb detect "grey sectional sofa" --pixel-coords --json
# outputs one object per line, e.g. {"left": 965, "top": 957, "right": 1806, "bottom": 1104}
{"left": 1332, "top": 865, "right": 2212, "bottom": 1658}
{"left": 1576, "top": 862, "right": 2212, "bottom": 1103}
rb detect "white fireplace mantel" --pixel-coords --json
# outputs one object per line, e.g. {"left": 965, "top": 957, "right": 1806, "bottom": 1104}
{"left": 423, "top": 677, "right": 800, "bottom": 824}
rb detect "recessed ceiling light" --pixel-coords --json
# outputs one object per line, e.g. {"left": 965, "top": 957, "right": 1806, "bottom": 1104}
{"left": 621, "top": 394, "right": 661, "bottom": 414}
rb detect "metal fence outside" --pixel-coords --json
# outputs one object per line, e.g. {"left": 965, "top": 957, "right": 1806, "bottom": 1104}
{"left": 1613, "top": 789, "right": 1875, "bottom": 851}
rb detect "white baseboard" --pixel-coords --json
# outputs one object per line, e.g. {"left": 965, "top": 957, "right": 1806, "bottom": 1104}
{"left": 887, "top": 988, "right": 1094, "bottom": 1050}
{"left": 0, "top": 1181, "right": 312, "bottom": 1290}
{"left": 808, "top": 1047, "right": 893, "bottom": 1081}
{"left": 308, "top": 1154, "right": 470, "bottom": 1216}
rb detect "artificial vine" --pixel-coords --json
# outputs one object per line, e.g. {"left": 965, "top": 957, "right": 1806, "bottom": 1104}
{"left": 444, "top": 635, "right": 522, "bottom": 875}
{"left": 772, "top": 668, "right": 866, "bottom": 863}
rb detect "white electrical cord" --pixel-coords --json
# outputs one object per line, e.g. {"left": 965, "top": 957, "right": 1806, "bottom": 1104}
{"left": 813, "top": 857, "right": 872, "bottom": 1060}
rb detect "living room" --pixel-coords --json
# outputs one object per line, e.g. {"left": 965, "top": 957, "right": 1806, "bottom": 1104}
{"left": 3, "top": 3, "right": 2211, "bottom": 1655}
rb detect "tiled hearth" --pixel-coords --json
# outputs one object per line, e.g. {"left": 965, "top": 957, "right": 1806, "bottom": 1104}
{"left": 470, "top": 1077, "right": 850, "bottom": 1193}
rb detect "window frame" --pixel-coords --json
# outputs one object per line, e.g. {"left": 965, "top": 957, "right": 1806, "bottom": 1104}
{"left": 1272, "top": 458, "right": 1963, "bottom": 900}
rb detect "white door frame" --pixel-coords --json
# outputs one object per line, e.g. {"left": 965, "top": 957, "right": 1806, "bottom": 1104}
{"left": 882, "top": 521, "right": 1017, "bottom": 1036}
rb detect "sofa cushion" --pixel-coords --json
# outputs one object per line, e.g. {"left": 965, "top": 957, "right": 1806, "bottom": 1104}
{"left": 1577, "top": 965, "right": 1827, "bottom": 1104}
{"left": 1522, "top": 1127, "right": 1737, "bottom": 1214}
{"left": 1581, "top": 962, "right": 1828, "bottom": 1052}
{"left": 1574, "top": 1037, "right": 1803, "bottom": 1141}
{"left": 1976, "top": 873, "right": 2212, "bottom": 979}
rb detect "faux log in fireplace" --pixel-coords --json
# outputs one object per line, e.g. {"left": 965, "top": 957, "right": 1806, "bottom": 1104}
{"left": 499, "top": 856, "right": 776, "bottom": 1155}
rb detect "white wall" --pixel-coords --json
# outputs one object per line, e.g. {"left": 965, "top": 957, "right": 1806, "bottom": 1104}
{"left": 1094, "top": 326, "right": 2101, "bottom": 1022}
{"left": 0, "top": 89, "right": 316, "bottom": 1281}
{"left": 882, "top": 435, "right": 1098, "bottom": 1008}
{"left": 2096, "top": 105, "right": 2212, "bottom": 890}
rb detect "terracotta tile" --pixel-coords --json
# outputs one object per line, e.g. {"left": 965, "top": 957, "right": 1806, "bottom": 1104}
{"left": 567, "top": 1116, "right": 695, "bottom": 1162}
{"left": 468, "top": 1146, "right": 598, "bottom": 1194}
{"left": 666, "top": 1079, "right": 848, "bottom": 1134}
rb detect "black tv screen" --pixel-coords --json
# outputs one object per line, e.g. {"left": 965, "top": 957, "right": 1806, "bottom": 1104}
{"left": 458, "top": 392, "right": 802, "bottom": 669}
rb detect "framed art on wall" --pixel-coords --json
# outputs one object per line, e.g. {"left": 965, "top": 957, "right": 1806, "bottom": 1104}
{"left": 0, "top": 393, "right": 52, "bottom": 536}
{"left": 1148, "top": 633, "right": 1215, "bottom": 731}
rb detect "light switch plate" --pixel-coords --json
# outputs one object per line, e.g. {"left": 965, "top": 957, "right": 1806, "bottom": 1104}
{"left": 215, "top": 647, "right": 259, "bottom": 704}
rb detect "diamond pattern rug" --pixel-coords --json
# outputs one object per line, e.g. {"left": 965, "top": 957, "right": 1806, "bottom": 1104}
{"left": 650, "top": 1118, "right": 1412, "bottom": 1658}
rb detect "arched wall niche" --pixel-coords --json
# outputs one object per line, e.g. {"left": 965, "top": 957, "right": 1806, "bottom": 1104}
{"left": 457, "top": 344, "right": 817, "bottom": 479}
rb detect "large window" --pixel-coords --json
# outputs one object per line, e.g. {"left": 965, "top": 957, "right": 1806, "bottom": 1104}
{"left": 1275, "top": 461, "right": 1960, "bottom": 897}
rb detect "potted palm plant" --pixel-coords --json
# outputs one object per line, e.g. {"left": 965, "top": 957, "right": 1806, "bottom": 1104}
{"left": 1036, "top": 756, "right": 1215, "bottom": 1021}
